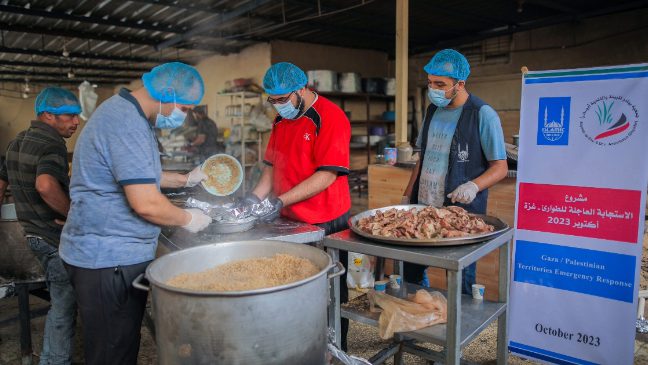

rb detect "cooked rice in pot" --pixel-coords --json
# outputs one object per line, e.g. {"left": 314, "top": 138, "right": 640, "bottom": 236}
{"left": 166, "top": 254, "right": 320, "bottom": 291}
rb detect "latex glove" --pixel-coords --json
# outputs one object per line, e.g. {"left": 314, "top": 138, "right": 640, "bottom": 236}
{"left": 400, "top": 195, "right": 410, "bottom": 204}
{"left": 185, "top": 166, "right": 207, "bottom": 188}
{"left": 258, "top": 197, "right": 283, "bottom": 223}
{"left": 233, "top": 192, "right": 261, "bottom": 211}
{"left": 447, "top": 181, "right": 479, "bottom": 204}
{"left": 182, "top": 209, "right": 212, "bottom": 233}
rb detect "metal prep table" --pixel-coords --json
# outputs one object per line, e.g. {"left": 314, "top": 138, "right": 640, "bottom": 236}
{"left": 158, "top": 217, "right": 325, "bottom": 253}
{"left": 324, "top": 228, "right": 514, "bottom": 365}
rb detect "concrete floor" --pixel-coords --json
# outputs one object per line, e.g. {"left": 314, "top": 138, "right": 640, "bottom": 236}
{"left": 1, "top": 195, "right": 648, "bottom": 364}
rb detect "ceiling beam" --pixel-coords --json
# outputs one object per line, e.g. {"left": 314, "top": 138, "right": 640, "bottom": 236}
{"left": 525, "top": 0, "right": 579, "bottom": 14}
{"left": 0, "top": 77, "right": 131, "bottom": 85}
{"left": 0, "top": 46, "right": 181, "bottom": 63}
{"left": 128, "top": 0, "right": 228, "bottom": 15}
{"left": 0, "top": 4, "right": 184, "bottom": 34}
{"left": 156, "top": 0, "right": 274, "bottom": 50}
{"left": 411, "top": 0, "right": 648, "bottom": 54}
{"left": 0, "top": 59, "right": 150, "bottom": 72}
{"left": 0, "top": 69, "right": 139, "bottom": 80}
{"left": 428, "top": 3, "right": 513, "bottom": 26}
{"left": 0, "top": 22, "right": 225, "bottom": 52}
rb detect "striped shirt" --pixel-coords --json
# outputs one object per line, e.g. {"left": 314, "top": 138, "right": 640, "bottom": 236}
{"left": 0, "top": 121, "right": 69, "bottom": 247}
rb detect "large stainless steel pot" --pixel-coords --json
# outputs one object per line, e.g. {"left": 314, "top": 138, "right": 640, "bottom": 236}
{"left": 0, "top": 203, "right": 44, "bottom": 281}
{"left": 134, "top": 240, "right": 344, "bottom": 365}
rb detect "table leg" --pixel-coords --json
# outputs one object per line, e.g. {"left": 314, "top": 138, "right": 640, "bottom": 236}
{"left": 375, "top": 257, "right": 385, "bottom": 281}
{"left": 446, "top": 269, "right": 462, "bottom": 365}
{"left": 17, "top": 284, "right": 33, "bottom": 365}
{"left": 327, "top": 247, "right": 342, "bottom": 348}
{"left": 497, "top": 240, "right": 511, "bottom": 365}
{"left": 393, "top": 342, "right": 404, "bottom": 365}
{"left": 393, "top": 260, "right": 403, "bottom": 276}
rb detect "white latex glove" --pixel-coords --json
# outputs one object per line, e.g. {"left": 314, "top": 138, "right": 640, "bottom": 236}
{"left": 182, "top": 209, "right": 212, "bottom": 233}
{"left": 400, "top": 195, "right": 410, "bottom": 204}
{"left": 447, "top": 181, "right": 479, "bottom": 204}
{"left": 185, "top": 166, "right": 207, "bottom": 187}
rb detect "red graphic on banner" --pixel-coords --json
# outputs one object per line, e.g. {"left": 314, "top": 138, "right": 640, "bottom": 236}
{"left": 517, "top": 183, "right": 641, "bottom": 243}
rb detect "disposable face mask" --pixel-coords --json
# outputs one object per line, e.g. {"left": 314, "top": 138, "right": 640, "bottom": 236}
{"left": 155, "top": 102, "right": 187, "bottom": 129}
{"left": 272, "top": 92, "right": 303, "bottom": 119}
{"left": 427, "top": 83, "right": 459, "bottom": 108}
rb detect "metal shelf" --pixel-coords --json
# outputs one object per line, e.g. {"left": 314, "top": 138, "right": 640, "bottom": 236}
{"left": 341, "top": 283, "right": 506, "bottom": 349}
{"left": 218, "top": 91, "right": 261, "bottom": 98}
{"left": 318, "top": 91, "right": 395, "bottom": 99}
{"left": 217, "top": 91, "right": 263, "bottom": 194}
{"left": 350, "top": 119, "right": 395, "bottom": 124}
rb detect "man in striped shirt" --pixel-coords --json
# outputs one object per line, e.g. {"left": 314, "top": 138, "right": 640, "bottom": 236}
{"left": 0, "top": 87, "right": 81, "bottom": 365}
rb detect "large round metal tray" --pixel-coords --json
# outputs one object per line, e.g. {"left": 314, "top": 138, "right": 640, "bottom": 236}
{"left": 349, "top": 204, "right": 509, "bottom": 247}
{"left": 207, "top": 216, "right": 257, "bottom": 234}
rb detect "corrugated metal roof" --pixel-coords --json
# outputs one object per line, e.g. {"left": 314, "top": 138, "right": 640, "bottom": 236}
{"left": 0, "top": 0, "right": 646, "bottom": 94}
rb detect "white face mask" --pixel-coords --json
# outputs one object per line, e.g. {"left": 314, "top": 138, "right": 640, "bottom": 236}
{"left": 272, "top": 91, "right": 304, "bottom": 119}
{"left": 427, "top": 82, "right": 459, "bottom": 108}
{"left": 155, "top": 102, "right": 187, "bottom": 129}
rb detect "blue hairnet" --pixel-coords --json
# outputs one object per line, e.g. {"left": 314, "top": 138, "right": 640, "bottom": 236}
{"left": 34, "top": 87, "right": 81, "bottom": 115}
{"left": 263, "top": 62, "right": 308, "bottom": 95}
{"left": 142, "top": 62, "right": 204, "bottom": 105}
{"left": 423, "top": 49, "right": 470, "bottom": 81}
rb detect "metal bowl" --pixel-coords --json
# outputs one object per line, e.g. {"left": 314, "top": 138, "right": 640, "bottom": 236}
{"left": 207, "top": 215, "right": 257, "bottom": 234}
{"left": 349, "top": 204, "right": 509, "bottom": 247}
{"left": 200, "top": 154, "right": 243, "bottom": 196}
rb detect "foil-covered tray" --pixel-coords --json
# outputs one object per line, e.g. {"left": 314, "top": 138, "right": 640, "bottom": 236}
{"left": 208, "top": 215, "right": 258, "bottom": 234}
{"left": 183, "top": 197, "right": 278, "bottom": 235}
{"left": 349, "top": 204, "right": 509, "bottom": 247}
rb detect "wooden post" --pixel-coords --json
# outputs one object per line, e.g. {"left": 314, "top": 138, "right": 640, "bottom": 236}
{"left": 395, "top": 0, "right": 409, "bottom": 146}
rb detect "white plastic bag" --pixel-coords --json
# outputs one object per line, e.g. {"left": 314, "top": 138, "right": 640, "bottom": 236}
{"left": 78, "top": 81, "right": 98, "bottom": 121}
{"left": 367, "top": 289, "right": 447, "bottom": 339}
{"left": 346, "top": 252, "right": 375, "bottom": 290}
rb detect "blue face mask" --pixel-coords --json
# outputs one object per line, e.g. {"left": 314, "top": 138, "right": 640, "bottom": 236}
{"left": 155, "top": 102, "right": 187, "bottom": 129}
{"left": 273, "top": 92, "right": 303, "bottom": 119}
{"left": 427, "top": 83, "right": 458, "bottom": 108}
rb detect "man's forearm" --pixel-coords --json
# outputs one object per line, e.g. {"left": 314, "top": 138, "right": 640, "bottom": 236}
{"left": 124, "top": 184, "right": 190, "bottom": 226}
{"left": 0, "top": 179, "right": 7, "bottom": 204}
{"left": 472, "top": 160, "right": 508, "bottom": 191}
{"left": 403, "top": 159, "right": 422, "bottom": 199}
{"left": 138, "top": 197, "right": 189, "bottom": 226}
{"left": 252, "top": 166, "right": 274, "bottom": 200}
{"left": 191, "top": 134, "right": 206, "bottom": 147}
{"left": 278, "top": 170, "right": 337, "bottom": 207}
{"left": 161, "top": 171, "right": 188, "bottom": 188}
{"left": 35, "top": 175, "right": 70, "bottom": 217}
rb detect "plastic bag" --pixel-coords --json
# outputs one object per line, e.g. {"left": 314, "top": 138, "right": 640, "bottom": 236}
{"left": 346, "top": 253, "right": 375, "bottom": 290}
{"left": 367, "top": 289, "right": 447, "bottom": 339}
{"left": 78, "top": 81, "right": 98, "bottom": 121}
{"left": 327, "top": 328, "right": 371, "bottom": 365}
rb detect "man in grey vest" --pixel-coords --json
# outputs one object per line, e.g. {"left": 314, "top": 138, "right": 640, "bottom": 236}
{"left": 402, "top": 49, "right": 508, "bottom": 294}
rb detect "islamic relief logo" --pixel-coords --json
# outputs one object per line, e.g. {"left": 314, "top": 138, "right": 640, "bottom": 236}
{"left": 579, "top": 95, "right": 638, "bottom": 146}
{"left": 457, "top": 143, "right": 469, "bottom": 162}
{"left": 537, "top": 97, "right": 570, "bottom": 145}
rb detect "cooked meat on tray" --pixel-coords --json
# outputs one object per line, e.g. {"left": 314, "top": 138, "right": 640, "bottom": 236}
{"left": 356, "top": 206, "right": 494, "bottom": 239}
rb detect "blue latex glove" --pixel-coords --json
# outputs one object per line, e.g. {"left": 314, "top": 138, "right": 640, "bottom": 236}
{"left": 259, "top": 198, "right": 283, "bottom": 223}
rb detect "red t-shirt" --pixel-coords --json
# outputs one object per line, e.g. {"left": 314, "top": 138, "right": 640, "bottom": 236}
{"left": 263, "top": 95, "right": 351, "bottom": 224}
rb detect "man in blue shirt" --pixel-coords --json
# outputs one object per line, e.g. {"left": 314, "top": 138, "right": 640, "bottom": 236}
{"left": 59, "top": 62, "right": 212, "bottom": 365}
{"left": 403, "top": 49, "right": 508, "bottom": 294}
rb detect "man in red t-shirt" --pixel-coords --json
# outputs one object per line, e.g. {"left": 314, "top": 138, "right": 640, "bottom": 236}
{"left": 238, "top": 62, "right": 352, "bottom": 350}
